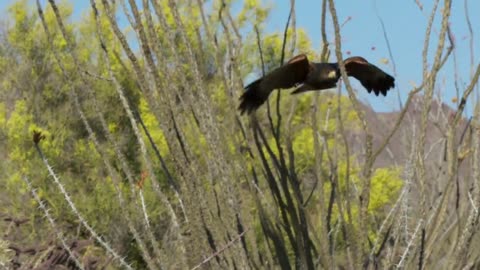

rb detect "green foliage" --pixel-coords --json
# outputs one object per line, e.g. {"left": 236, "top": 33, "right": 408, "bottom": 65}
{"left": 0, "top": 102, "right": 6, "bottom": 136}
{"left": 239, "top": 28, "right": 314, "bottom": 79}
{"left": 0, "top": 239, "right": 14, "bottom": 267}
{"left": 368, "top": 167, "right": 403, "bottom": 212}
{"left": 1, "top": 0, "right": 147, "bottom": 252}
{"left": 0, "top": 0, "right": 408, "bottom": 268}
{"left": 237, "top": 0, "right": 271, "bottom": 27}
{"left": 138, "top": 97, "right": 169, "bottom": 157}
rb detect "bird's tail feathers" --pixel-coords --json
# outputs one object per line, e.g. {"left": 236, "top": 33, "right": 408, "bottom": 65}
{"left": 238, "top": 79, "right": 271, "bottom": 115}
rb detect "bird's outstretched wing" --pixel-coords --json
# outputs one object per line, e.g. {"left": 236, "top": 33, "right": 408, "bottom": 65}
{"left": 344, "top": 57, "right": 395, "bottom": 96}
{"left": 239, "top": 54, "right": 310, "bottom": 115}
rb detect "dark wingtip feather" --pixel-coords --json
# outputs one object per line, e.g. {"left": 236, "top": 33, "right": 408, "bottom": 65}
{"left": 381, "top": 74, "right": 395, "bottom": 96}
{"left": 367, "top": 74, "right": 395, "bottom": 97}
{"left": 382, "top": 74, "right": 395, "bottom": 96}
{"left": 238, "top": 79, "right": 268, "bottom": 115}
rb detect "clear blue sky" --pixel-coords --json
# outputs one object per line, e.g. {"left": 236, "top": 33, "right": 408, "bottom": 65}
{"left": 2, "top": 0, "right": 479, "bottom": 113}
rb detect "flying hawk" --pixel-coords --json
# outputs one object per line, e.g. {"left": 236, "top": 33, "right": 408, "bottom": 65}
{"left": 239, "top": 54, "right": 395, "bottom": 115}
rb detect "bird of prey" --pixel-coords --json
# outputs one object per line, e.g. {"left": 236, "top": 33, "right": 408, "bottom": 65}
{"left": 239, "top": 54, "right": 395, "bottom": 115}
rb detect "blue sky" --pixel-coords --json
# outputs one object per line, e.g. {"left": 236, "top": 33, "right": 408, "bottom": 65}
{"left": 266, "top": 1, "right": 480, "bottom": 113}
{"left": 2, "top": 0, "right": 479, "bottom": 113}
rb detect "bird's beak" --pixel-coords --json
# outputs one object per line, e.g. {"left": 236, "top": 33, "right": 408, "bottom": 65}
{"left": 328, "top": 70, "right": 337, "bottom": 79}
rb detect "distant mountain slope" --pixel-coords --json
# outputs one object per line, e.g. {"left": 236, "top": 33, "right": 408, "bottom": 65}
{"left": 347, "top": 96, "right": 473, "bottom": 197}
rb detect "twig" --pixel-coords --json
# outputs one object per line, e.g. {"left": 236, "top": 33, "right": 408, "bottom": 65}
{"left": 397, "top": 220, "right": 423, "bottom": 269}
{"left": 373, "top": 0, "right": 401, "bottom": 108}
{"left": 191, "top": 228, "right": 250, "bottom": 270}
{"left": 22, "top": 176, "right": 85, "bottom": 270}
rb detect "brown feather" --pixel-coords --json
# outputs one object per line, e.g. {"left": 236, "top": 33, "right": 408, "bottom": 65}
{"left": 239, "top": 54, "right": 395, "bottom": 115}
{"left": 344, "top": 57, "right": 395, "bottom": 96}
{"left": 239, "top": 54, "right": 310, "bottom": 114}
